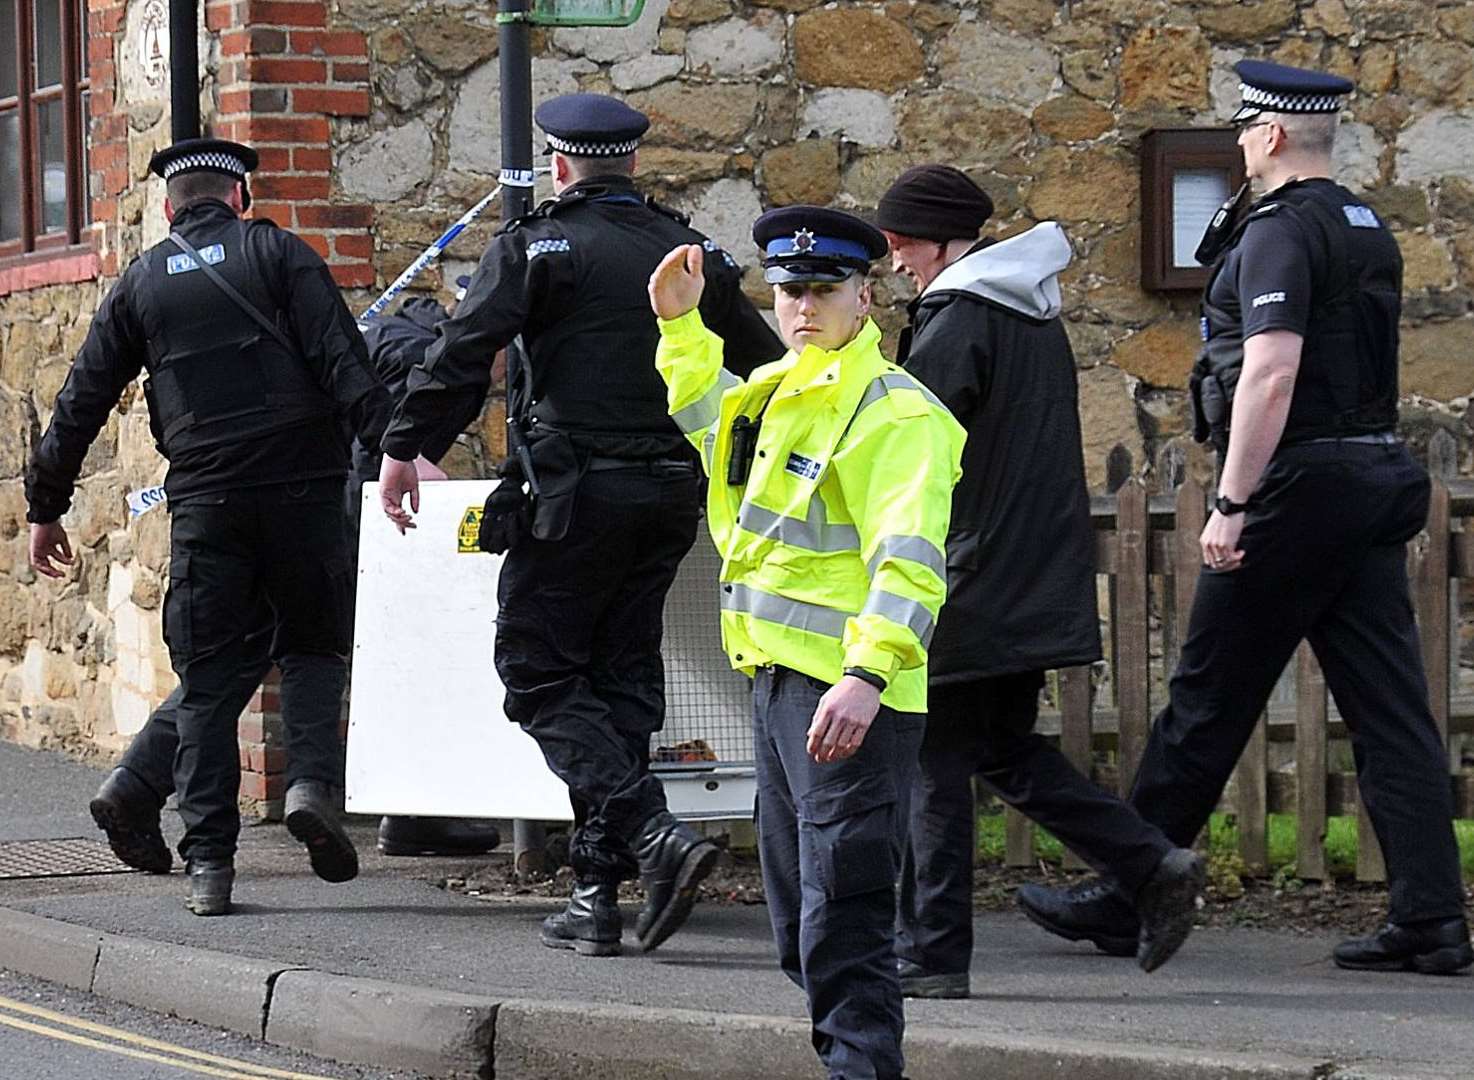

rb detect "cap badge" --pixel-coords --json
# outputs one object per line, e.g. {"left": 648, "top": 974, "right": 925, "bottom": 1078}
{"left": 790, "top": 228, "right": 815, "bottom": 253}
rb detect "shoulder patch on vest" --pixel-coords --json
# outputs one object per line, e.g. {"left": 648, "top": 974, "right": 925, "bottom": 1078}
{"left": 527, "top": 238, "right": 571, "bottom": 259}
{"left": 1343, "top": 204, "right": 1381, "bottom": 229}
{"left": 166, "top": 243, "right": 226, "bottom": 275}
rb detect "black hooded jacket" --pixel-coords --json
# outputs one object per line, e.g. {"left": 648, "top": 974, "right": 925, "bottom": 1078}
{"left": 897, "top": 223, "right": 1102, "bottom": 682}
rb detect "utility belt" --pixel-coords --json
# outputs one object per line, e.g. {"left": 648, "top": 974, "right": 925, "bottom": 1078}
{"left": 1294, "top": 431, "right": 1399, "bottom": 446}
{"left": 585, "top": 455, "right": 697, "bottom": 474}
{"left": 477, "top": 432, "right": 696, "bottom": 554}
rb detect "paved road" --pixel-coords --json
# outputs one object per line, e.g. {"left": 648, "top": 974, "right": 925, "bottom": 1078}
{"left": 0, "top": 969, "right": 428, "bottom": 1079}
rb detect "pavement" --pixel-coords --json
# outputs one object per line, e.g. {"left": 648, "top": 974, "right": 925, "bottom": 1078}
{"left": 0, "top": 741, "right": 1469, "bottom": 1080}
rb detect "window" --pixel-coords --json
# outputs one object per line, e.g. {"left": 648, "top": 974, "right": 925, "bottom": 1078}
{"left": 1, "top": 0, "right": 90, "bottom": 260}
{"left": 1139, "top": 128, "right": 1245, "bottom": 292}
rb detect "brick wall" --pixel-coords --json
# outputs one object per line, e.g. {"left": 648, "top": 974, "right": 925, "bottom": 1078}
{"left": 207, "top": 0, "right": 376, "bottom": 288}
{"left": 84, "top": 0, "right": 126, "bottom": 275}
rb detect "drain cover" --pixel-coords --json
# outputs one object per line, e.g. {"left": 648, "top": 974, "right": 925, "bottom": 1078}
{"left": 0, "top": 837, "right": 137, "bottom": 880}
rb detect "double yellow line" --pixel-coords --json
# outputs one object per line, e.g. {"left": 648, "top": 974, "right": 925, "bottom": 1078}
{"left": 0, "top": 993, "right": 334, "bottom": 1080}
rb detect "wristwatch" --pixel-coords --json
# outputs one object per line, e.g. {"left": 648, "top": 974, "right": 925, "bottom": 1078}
{"left": 1214, "top": 493, "right": 1251, "bottom": 516}
{"left": 844, "top": 667, "right": 887, "bottom": 691}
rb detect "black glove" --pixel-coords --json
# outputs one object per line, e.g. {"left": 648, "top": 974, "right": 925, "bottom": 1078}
{"left": 478, "top": 459, "right": 530, "bottom": 555}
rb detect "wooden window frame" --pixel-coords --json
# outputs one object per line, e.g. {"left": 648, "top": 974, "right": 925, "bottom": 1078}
{"left": 0, "top": 0, "right": 90, "bottom": 265}
{"left": 1139, "top": 128, "right": 1246, "bottom": 293}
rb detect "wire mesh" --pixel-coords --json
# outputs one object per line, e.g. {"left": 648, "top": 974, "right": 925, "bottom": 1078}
{"left": 657, "top": 541, "right": 754, "bottom": 769}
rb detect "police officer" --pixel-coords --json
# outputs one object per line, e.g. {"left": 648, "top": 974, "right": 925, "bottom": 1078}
{"left": 873, "top": 166, "right": 1204, "bottom": 995}
{"left": 85, "top": 276, "right": 500, "bottom": 870}
{"left": 29, "top": 137, "right": 392, "bottom": 915}
{"left": 649, "top": 207, "right": 964, "bottom": 1080}
{"left": 1018, "top": 61, "right": 1472, "bottom": 975}
{"left": 377, "top": 94, "right": 782, "bottom": 956}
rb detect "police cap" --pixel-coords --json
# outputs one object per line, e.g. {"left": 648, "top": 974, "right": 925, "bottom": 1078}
{"left": 535, "top": 93, "right": 649, "bottom": 158}
{"left": 148, "top": 137, "right": 259, "bottom": 182}
{"left": 752, "top": 205, "right": 889, "bottom": 285}
{"left": 1230, "top": 59, "right": 1353, "bottom": 124}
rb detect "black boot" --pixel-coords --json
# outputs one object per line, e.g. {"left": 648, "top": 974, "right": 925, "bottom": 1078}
{"left": 1133, "top": 848, "right": 1205, "bottom": 973}
{"left": 898, "top": 959, "right": 969, "bottom": 999}
{"left": 284, "top": 781, "right": 358, "bottom": 883}
{"left": 541, "top": 881, "right": 623, "bottom": 956}
{"left": 630, "top": 811, "right": 719, "bottom": 953}
{"left": 377, "top": 816, "right": 501, "bottom": 857}
{"left": 89, "top": 768, "right": 172, "bottom": 874}
{"left": 1016, "top": 877, "right": 1139, "bottom": 957}
{"left": 184, "top": 858, "right": 234, "bottom": 916}
{"left": 1334, "top": 918, "right": 1473, "bottom": 975}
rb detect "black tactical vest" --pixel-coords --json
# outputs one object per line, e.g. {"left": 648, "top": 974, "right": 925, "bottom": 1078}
{"left": 1191, "top": 179, "right": 1401, "bottom": 451}
{"left": 518, "top": 192, "right": 701, "bottom": 456}
{"left": 135, "top": 218, "right": 335, "bottom": 457}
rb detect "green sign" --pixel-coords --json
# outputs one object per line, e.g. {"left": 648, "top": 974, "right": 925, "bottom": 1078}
{"left": 526, "top": 0, "right": 645, "bottom": 26}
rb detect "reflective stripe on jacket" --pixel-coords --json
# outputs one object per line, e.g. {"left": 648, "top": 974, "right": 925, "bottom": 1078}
{"left": 656, "top": 309, "right": 965, "bottom": 713}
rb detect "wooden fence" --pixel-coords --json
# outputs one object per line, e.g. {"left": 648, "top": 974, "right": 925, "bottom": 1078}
{"left": 1004, "top": 431, "right": 1473, "bottom": 882}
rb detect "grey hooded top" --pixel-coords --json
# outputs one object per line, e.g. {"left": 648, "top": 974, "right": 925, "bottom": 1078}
{"left": 897, "top": 222, "right": 1103, "bottom": 681}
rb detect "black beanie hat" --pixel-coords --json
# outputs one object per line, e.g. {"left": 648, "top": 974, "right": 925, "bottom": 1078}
{"left": 874, "top": 165, "right": 994, "bottom": 243}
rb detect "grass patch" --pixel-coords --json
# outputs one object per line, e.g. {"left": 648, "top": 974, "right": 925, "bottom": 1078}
{"left": 976, "top": 809, "right": 1474, "bottom": 882}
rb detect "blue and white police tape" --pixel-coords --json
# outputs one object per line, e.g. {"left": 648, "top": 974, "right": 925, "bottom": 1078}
{"left": 356, "top": 167, "right": 550, "bottom": 327}
{"left": 127, "top": 484, "right": 167, "bottom": 518}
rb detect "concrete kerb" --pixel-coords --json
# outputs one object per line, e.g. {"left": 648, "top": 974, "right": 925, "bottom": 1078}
{"left": 266, "top": 970, "right": 496, "bottom": 1079}
{"left": 0, "top": 907, "right": 102, "bottom": 992}
{"left": 0, "top": 906, "right": 1345, "bottom": 1080}
{"left": 492, "top": 998, "right": 1335, "bottom": 1080}
{"left": 0, "top": 906, "right": 496, "bottom": 1076}
{"left": 92, "top": 934, "right": 288, "bottom": 1038}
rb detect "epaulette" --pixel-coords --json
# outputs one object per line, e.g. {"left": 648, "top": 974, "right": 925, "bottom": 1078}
{"left": 497, "top": 192, "right": 585, "bottom": 234}
{"left": 645, "top": 196, "right": 691, "bottom": 227}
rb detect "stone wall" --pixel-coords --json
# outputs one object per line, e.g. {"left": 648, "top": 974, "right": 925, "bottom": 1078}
{"left": 330, "top": 0, "right": 1474, "bottom": 489}
{"left": 2, "top": 0, "right": 1471, "bottom": 769}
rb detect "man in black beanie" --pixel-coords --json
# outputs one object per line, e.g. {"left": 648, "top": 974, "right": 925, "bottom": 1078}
{"left": 876, "top": 165, "right": 1205, "bottom": 996}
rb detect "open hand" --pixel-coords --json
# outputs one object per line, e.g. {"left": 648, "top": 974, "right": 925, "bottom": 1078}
{"left": 379, "top": 455, "right": 420, "bottom": 534}
{"left": 648, "top": 244, "right": 706, "bottom": 321}
{"left": 29, "top": 522, "right": 74, "bottom": 579}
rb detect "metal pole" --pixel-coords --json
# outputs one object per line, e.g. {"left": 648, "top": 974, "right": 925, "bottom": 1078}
{"left": 168, "top": 0, "right": 201, "bottom": 141}
{"left": 500, "top": 0, "right": 547, "bottom": 881}
{"left": 499, "top": 0, "right": 535, "bottom": 221}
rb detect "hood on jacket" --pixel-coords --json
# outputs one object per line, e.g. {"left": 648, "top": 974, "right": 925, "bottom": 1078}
{"left": 921, "top": 221, "right": 1072, "bottom": 321}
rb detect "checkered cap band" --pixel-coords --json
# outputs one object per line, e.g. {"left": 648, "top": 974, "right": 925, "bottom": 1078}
{"left": 545, "top": 133, "right": 640, "bottom": 157}
{"left": 1240, "top": 83, "right": 1344, "bottom": 114}
{"left": 161, "top": 151, "right": 248, "bottom": 180}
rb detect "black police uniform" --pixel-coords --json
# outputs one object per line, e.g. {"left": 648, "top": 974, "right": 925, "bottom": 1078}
{"left": 381, "top": 97, "right": 781, "bottom": 902}
{"left": 1143, "top": 182, "right": 1465, "bottom": 916}
{"left": 1021, "top": 62, "right": 1468, "bottom": 968}
{"left": 27, "top": 139, "right": 393, "bottom": 873}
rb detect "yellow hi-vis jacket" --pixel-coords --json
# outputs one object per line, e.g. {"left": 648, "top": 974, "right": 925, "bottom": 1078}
{"left": 655, "top": 310, "right": 965, "bottom": 713}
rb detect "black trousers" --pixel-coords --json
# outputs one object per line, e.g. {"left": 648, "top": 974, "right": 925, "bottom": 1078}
{"left": 897, "top": 671, "right": 1173, "bottom": 975}
{"left": 120, "top": 607, "right": 273, "bottom": 804}
{"left": 495, "top": 462, "right": 700, "bottom": 883}
{"left": 1129, "top": 439, "right": 1464, "bottom": 923}
{"left": 754, "top": 666, "right": 923, "bottom": 1080}
{"left": 163, "top": 479, "right": 354, "bottom": 861}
